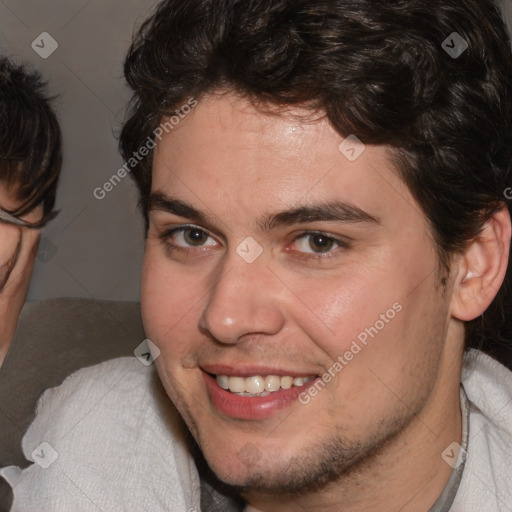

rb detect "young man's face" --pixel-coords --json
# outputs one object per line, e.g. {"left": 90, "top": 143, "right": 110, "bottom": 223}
{"left": 0, "top": 185, "right": 41, "bottom": 291}
{"left": 142, "top": 94, "right": 460, "bottom": 494}
{"left": 0, "top": 184, "right": 42, "bottom": 363}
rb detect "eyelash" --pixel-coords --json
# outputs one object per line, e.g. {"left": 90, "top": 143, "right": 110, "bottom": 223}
{"left": 159, "top": 225, "right": 212, "bottom": 257}
{"left": 159, "top": 225, "right": 350, "bottom": 259}
{"left": 290, "top": 231, "right": 350, "bottom": 260}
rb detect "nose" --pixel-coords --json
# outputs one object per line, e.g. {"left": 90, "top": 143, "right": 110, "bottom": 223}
{"left": 199, "top": 253, "right": 285, "bottom": 345}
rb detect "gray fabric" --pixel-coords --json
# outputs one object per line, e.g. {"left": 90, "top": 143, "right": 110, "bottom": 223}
{"left": 201, "top": 479, "right": 244, "bottom": 512}
{"left": 428, "top": 386, "right": 470, "bottom": 512}
{"left": 0, "top": 298, "right": 145, "bottom": 511}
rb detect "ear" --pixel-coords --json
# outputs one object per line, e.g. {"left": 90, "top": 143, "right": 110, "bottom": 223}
{"left": 451, "top": 207, "right": 511, "bottom": 321}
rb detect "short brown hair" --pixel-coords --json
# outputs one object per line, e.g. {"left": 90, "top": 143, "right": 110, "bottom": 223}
{"left": 120, "top": 0, "right": 512, "bottom": 363}
{"left": 0, "top": 57, "right": 62, "bottom": 220}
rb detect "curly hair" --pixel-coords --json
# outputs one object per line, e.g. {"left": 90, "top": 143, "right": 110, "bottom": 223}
{"left": 120, "top": 0, "right": 512, "bottom": 362}
{"left": 0, "top": 57, "right": 62, "bottom": 220}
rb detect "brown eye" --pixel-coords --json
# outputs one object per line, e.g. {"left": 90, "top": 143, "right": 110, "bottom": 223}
{"left": 308, "top": 234, "right": 334, "bottom": 253}
{"left": 163, "top": 226, "right": 217, "bottom": 250}
{"left": 291, "top": 232, "right": 346, "bottom": 257}
{"left": 183, "top": 228, "right": 209, "bottom": 246}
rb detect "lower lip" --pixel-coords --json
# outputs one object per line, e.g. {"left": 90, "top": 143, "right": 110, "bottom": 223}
{"left": 203, "top": 371, "right": 318, "bottom": 420}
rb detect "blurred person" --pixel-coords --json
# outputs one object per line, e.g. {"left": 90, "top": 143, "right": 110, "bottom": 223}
{"left": 0, "top": 57, "right": 61, "bottom": 366}
{"left": 0, "top": 56, "right": 61, "bottom": 511}
{"left": 5, "top": 1, "right": 512, "bottom": 511}
{"left": 0, "top": 56, "right": 151, "bottom": 512}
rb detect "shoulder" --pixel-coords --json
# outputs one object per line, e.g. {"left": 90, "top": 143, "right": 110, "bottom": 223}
{"left": 455, "top": 350, "right": 512, "bottom": 510}
{"left": 33, "top": 356, "right": 153, "bottom": 410}
{"left": 24, "top": 356, "right": 181, "bottom": 454}
{"left": 5, "top": 357, "right": 201, "bottom": 511}
{"left": 462, "top": 349, "right": 512, "bottom": 433}
{"left": 22, "top": 356, "right": 170, "bottom": 456}
{"left": 27, "top": 357, "right": 154, "bottom": 435}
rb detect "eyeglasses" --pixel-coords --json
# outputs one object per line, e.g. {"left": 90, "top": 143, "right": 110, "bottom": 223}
{"left": 0, "top": 207, "right": 59, "bottom": 229}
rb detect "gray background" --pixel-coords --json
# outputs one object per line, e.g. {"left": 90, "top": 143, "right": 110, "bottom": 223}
{"left": 0, "top": 0, "right": 511, "bottom": 302}
{"left": 0, "top": 0, "right": 160, "bottom": 301}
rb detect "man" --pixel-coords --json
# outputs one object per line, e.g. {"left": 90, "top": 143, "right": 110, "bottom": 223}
{"left": 0, "top": 57, "right": 61, "bottom": 365}
{"left": 0, "top": 57, "right": 150, "bottom": 512}
{"left": 0, "top": 56, "right": 62, "bottom": 510}
{"left": 5, "top": 0, "right": 512, "bottom": 511}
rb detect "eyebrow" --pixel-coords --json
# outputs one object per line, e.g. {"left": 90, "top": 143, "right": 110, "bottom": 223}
{"left": 148, "top": 192, "right": 380, "bottom": 231}
{"left": 259, "top": 202, "right": 380, "bottom": 231}
{"left": 149, "top": 193, "right": 214, "bottom": 225}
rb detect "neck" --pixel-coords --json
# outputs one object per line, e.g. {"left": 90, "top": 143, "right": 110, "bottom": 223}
{"left": 245, "top": 348, "right": 464, "bottom": 512}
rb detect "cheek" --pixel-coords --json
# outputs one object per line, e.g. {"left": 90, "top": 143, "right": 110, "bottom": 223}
{"left": 283, "top": 264, "right": 403, "bottom": 359}
{"left": 288, "top": 244, "right": 440, "bottom": 369}
{"left": 0, "top": 225, "right": 21, "bottom": 267}
{"left": 141, "top": 247, "right": 204, "bottom": 352}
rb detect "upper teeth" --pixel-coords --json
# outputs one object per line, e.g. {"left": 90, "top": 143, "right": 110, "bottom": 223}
{"left": 216, "top": 374, "right": 315, "bottom": 394}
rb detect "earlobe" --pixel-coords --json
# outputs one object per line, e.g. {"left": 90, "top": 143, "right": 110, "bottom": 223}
{"left": 451, "top": 207, "right": 511, "bottom": 322}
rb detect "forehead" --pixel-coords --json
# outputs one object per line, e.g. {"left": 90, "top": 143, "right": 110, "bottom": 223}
{"left": 154, "top": 94, "right": 339, "bottom": 172}
{"left": 150, "top": 94, "right": 422, "bottom": 230}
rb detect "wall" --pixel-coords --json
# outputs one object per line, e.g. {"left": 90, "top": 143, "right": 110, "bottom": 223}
{"left": 0, "top": 0, "right": 160, "bottom": 301}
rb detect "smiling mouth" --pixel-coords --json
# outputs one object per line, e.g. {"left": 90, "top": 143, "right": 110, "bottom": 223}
{"left": 202, "top": 370, "right": 321, "bottom": 420}
{"left": 214, "top": 374, "right": 317, "bottom": 397}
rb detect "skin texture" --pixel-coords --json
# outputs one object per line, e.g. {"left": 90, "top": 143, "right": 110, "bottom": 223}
{"left": 141, "top": 93, "right": 510, "bottom": 512}
{"left": 0, "top": 185, "right": 41, "bottom": 365}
